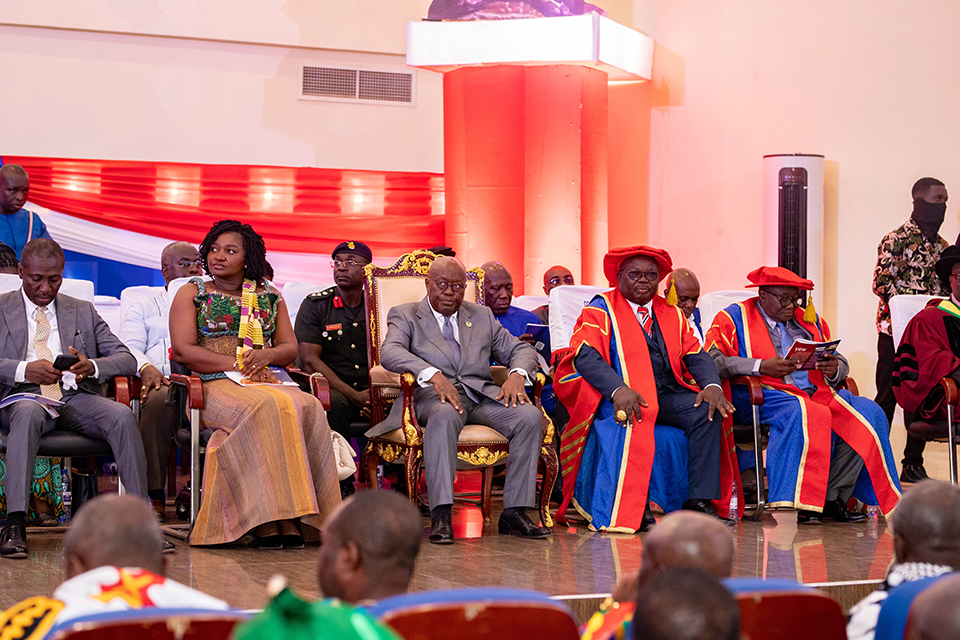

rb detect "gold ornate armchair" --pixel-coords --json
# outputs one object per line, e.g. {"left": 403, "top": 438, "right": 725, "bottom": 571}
{"left": 361, "top": 250, "right": 558, "bottom": 527}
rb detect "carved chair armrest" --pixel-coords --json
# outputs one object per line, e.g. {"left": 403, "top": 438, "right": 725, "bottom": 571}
{"left": 112, "top": 375, "right": 141, "bottom": 406}
{"left": 838, "top": 376, "right": 859, "bottom": 396}
{"left": 940, "top": 377, "right": 960, "bottom": 406}
{"left": 398, "top": 372, "right": 425, "bottom": 445}
{"left": 730, "top": 375, "right": 764, "bottom": 406}
{"left": 286, "top": 368, "right": 333, "bottom": 410}
{"left": 170, "top": 374, "right": 205, "bottom": 410}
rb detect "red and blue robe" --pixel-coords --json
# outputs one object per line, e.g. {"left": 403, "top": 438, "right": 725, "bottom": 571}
{"left": 554, "top": 290, "right": 740, "bottom": 532}
{"left": 706, "top": 299, "right": 901, "bottom": 514}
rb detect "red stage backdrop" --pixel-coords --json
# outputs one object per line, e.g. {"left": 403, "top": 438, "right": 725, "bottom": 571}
{"left": 4, "top": 156, "right": 445, "bottom": 256}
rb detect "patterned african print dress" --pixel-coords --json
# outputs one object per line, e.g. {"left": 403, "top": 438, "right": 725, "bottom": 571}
{"left": 188, "top": 279, "right": 341, "bottom": 545}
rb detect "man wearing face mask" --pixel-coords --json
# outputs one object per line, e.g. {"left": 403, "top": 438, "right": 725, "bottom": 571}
{"left": 873, "top": 177, "right": 951, "bottom": 484}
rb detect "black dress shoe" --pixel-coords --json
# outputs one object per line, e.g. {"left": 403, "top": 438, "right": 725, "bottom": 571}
{"left": 682, "top": 499, "right": 719, "bottom": 519}
{"left": 638, "top": 503, "right": 657, "bottom": 532}
{"left": 797, "top": 509, "right": 823, "bottom": 525}
{"left": 253, "top": 534, "right": 284, "bottom": 550}
{"left": 822, "top": 499, "right": 867, "bottom": 523}
{"left": 498, "top": 510, "right": 550, "bottom": 539}
{"left": 900, "top": 464, "right": 929, "bottom": 484}
{"left": 429, "top": 512, "right": 454, "bottom": 545}
{"left": 162, "top": 540, "right": 176, "bottom": 554}
{"left": 0, "top": 525, "right": 27, "bottom": 559}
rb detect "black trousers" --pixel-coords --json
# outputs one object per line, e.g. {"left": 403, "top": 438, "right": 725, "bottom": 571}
{"left": 875, "top": 332, "right": 925, "bottom": 466}
{"left": 655, "top": 388, "right": 722, "bottom": 500}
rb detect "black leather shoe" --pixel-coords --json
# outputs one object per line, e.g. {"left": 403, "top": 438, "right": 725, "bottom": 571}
{"left": 0, "top": 525, "right": 27, "bottom": 559}
{"left": 638, "top": 503, "right": 657, "bottom": 532}
{"left": 822, "top": 499, "right": 867, "bottom": 523}
{"left": 162, "top": 540, "right": 175, "bottom": 554}
{"left": 429, "top": 512, "right": 454, "bottom": 545}
{"left": 797, "top": 509, "right": 823, "bottom": 525}
{"left": 900, "top": 464, "right": 929, "bottom": 484}
{"left": 254, "top": 534, "right": 284, "bottom": 550}
{"left": 498, "top": 510, "right": 550, "bottom": 539}
{"left": 682, "top": 499, "right": 719, "bottom": 519}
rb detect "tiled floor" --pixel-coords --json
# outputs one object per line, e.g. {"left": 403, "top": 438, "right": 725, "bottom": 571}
{"left": 0, "top": 503, "right": 896, "bottom": 612}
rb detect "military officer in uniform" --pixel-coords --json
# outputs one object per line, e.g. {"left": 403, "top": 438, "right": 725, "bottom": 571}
{"left": 296, "top": 241, "right": 373, "bottom": 497}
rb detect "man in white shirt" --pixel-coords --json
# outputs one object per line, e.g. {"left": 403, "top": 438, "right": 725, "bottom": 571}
{"left": 0, "top": 494, "right": 229, "bottom": 638}
{"left": 119, "top": 242, "right": 201, "bottom": 521}
{"left": 0, "top": 239, "right": 147, "bottom": 559}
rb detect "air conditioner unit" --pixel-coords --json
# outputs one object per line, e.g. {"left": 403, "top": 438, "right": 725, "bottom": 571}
{"left": 762, "top": 154, "right": 824, "bottom": 289}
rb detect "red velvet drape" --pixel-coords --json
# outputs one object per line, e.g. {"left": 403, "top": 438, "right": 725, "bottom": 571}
{"left": 4, "top": 156, "right": 445, "bottom": 255}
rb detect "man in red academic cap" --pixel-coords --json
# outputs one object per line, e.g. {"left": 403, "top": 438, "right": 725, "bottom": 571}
{"left": 706, "top": 266, "right": 902, "bottom": 524}
{"left": 554, "top": 246, "right": 737, "bottom": 533}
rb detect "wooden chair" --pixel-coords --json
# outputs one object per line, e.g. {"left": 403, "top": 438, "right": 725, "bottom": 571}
{"left": 735, "top": 589, "right": 846, "bottom": 640}
{"left": 367, "top": 588, "right": 580, "bottom": 640}
{"left": 889, "top": 294, "right": 959, "bottom": 484}
{"left": 361, "top": 250, "right": 559, "bottom": 526}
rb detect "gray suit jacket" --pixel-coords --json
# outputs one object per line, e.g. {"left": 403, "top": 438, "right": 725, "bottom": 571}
{"left": 368, "top": 297, "right": 537, "bottom": 436}
{"left": 0, "top": 290, "right": 137, "bottom": 399}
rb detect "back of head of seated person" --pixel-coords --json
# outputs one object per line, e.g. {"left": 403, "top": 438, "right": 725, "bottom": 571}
{"left": 317, "top": 490, "right": 422, "bottom": 605}
{"left": 63, "top": 494, "right": 166, "bottom": 578}
{"left": 612, "top": 510, "right": 735, "bottom": 605}
{"left": 663, "top": 267, "right": 701, "bottom": 320}
{"left": 908, "top": 573, "right": 960, "bottom": 640}
{"left": 0, "top": 242, "right": 19, "bottom": 275}
{"left": 633, "top": 566, "right": 740, "bottom": 640}
{"left": 891, "top": 480, "right": 960, "bottom": 569}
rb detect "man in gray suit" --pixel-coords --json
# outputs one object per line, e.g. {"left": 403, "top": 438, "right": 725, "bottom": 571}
{"left": 369, "top": 256, "right": 549, "bottom": 544}
{"left": 0, "top": 239, "right": 147, "bottom": 559}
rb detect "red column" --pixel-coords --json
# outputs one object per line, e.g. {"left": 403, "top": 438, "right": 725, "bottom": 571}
{"left": 443, "top": 64, "right": 609, "bottom": 293}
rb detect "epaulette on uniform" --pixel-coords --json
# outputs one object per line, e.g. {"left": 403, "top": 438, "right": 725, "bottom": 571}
{"left": 306, "top": 286, "right": 338, "bottom": 300}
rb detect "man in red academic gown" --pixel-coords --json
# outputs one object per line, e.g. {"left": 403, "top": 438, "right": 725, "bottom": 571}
{"left": 554, "top": 246, "right": 737, "bottom": 533}
{"left": 894, "top": 245, "right": 960, "bottom": 427}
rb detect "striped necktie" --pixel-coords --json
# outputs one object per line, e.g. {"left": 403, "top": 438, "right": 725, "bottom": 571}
{"left": 637, "top": 307, "right": 652, "bottom": 336}
{"left": 34, "top": 306, "right": 63, "bottom": 400}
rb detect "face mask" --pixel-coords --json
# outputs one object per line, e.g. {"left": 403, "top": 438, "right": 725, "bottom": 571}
{"left": 912, "top": 199, "right": 947, "bottom": 233}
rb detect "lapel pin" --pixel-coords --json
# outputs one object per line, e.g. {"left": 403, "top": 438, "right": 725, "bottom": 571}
{"left": 465, "top": 321, "right": 472, "bottom": 328}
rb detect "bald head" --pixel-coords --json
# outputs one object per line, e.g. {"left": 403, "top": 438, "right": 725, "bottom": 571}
{"left": 542, "top": 265, "right": 574, "bottom": 295}
{"left": 890, "top": 480, "right": 960, "bottom": 568}
{"left": 159, "top": 241, "right": 202, "bottom": 284}
{"left": 481, "top": 261, "right": 513, "bottom": 316}
{"left": 63, "top": 495, "right": 166, "bottom": 579}
{"left": 640, "top": 511, "right": 735, "bottom": 584}
{"left": 664, "top": 268, "right": 701, "bottom": 319}
{"left": 908, "top": 574, "right": 960, "bottom": 640}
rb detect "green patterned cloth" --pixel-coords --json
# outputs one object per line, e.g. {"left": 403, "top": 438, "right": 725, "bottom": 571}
{"left": 872, "top": 218, "right": 950, "bottom": 336}
{"left": 191, "top": 277, "right": 279, "bottom": 381}
{"left": 231, "top": 588, "right": 402, "bottom": 640}
{"left": 0, "top": 455, "right": 66, "bottom": 521}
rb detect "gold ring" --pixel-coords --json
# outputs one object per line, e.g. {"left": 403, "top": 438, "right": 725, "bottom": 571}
{"left": 615, "top": 410, "right": 628, "bottom": 422}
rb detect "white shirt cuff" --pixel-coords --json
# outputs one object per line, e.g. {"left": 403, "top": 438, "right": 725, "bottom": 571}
{"left": 704, "top": 383, "right": 722, "bottom": 392}
{"left": 751, "top": 359, "right": 763, "bottom": 376}
{"left": 417, "top": 367, "right": 441, "bottom": 387}
{"left": 509, "top": 368, "right": 532, "bottom": 386}
{"left": 611, "top": 384, "right": 626, "bottom": 401}
{"left": 91, "top": 360, "right": 100, "bottom": 381}
{"left": 15, "top": 361, "right": 27, "bottom": 384}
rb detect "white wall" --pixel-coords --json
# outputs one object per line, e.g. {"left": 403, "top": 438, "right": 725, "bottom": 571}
{"left": 636, "top": 0, "right": 960, "bottom": 397}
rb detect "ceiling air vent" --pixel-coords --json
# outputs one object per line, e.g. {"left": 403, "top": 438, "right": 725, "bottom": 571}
{"left": 300, "top": 65, "right": 415, "bottom": 107}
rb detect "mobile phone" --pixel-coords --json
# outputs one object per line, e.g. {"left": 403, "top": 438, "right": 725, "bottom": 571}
{"left": 53, "top": 355, "right": 80, "bottom": 371}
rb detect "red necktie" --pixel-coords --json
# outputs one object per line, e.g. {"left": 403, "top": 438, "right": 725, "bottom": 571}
{"left": 637, "top": 307, "right": 652, "bottom": 336}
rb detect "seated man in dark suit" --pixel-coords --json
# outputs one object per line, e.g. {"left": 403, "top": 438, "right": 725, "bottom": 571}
{"left": 532, "top": 265, "right": 575, "bottom": 325}
{"left": 367, "top": 256, "right": 548, "bottom": 545}
{"left": 0, "top": 239, "right": 147, "bottom": 559}
{"left": 554, "top": 246, "right": 735, "bottom": 533}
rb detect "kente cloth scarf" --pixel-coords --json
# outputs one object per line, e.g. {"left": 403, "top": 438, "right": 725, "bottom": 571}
{"left": 236, "top": 279, "right": 264, "bottom": 368}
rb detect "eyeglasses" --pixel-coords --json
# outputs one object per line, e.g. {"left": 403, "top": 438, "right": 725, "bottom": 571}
{"left": 547, "top": 275, "right": 575, "bottom": 286}
{"left": 431, "top": 279, "right": 467, "bottom": 293}
{"left": 331, "top": 259, "right": 367, "bottom": 269}
{"left": 176, "top": 259, "right": 203, "bottom": 268}
{"left": 621, "top": 270, "right": 660, "bottom": 282}
{"left": 762, "top": 291, "right": 804, "bottom": 308}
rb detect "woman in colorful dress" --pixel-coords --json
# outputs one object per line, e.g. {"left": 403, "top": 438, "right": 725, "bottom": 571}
{"left": 169, "top": 220, "right": 340, "bottom": 548}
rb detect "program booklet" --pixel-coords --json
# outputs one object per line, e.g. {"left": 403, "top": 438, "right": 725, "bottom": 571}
{"left": 224, "top": 366, "right": 298, "bottom": 387}
{"left": 0, "top": 392, "right": 64, "bottom": 418}
{"left": 524, "top": 323, "right": 551, "bottom": 361}
{"left": 784, "top": 338, "right": 841, "bottom": 370}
